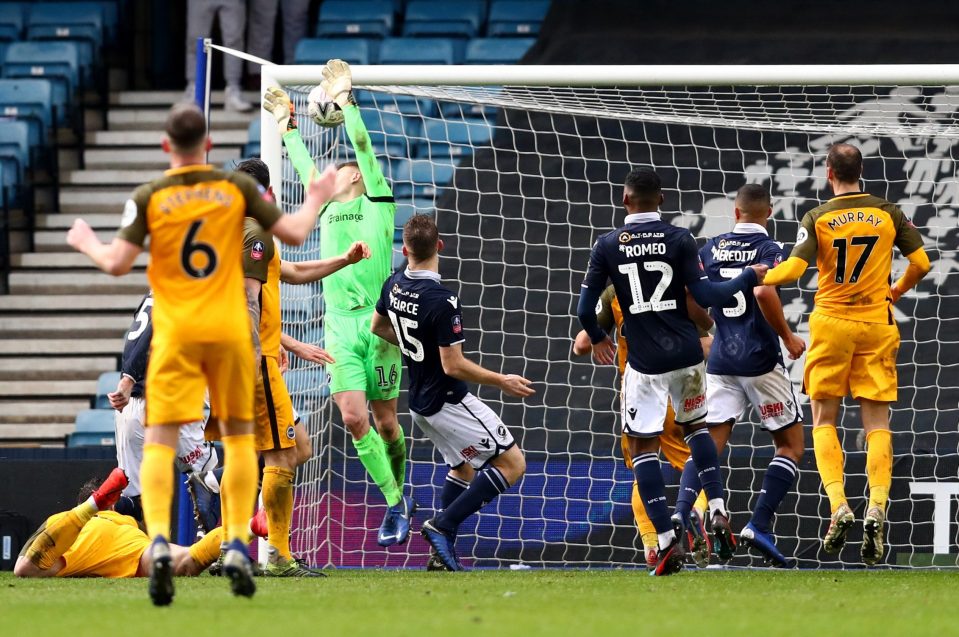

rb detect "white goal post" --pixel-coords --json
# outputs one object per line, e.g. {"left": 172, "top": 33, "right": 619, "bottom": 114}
{"left": 256, "top": 63, "right": 958, "bottom": 569}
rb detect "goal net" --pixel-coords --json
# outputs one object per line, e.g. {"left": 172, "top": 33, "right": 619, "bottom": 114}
{"left": 261, "top": 67, "right": 958, "bottom": 569}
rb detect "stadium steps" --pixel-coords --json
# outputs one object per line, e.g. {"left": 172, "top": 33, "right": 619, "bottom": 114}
{"left": 1, "top": 88, "right": 254, "bottom": 445}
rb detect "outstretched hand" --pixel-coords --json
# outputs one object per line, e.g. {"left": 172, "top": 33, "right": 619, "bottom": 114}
{"left": 263, "top": 86, "right": 296, "bottom": 134}
{"left": 66, "top": 218, "right": 97, "bottom": 252}
{"left": 320, "top": 59, "right": 354, "bottom": 108}
{"left": 344, "top": 241, "right": 371, "bottom": 264}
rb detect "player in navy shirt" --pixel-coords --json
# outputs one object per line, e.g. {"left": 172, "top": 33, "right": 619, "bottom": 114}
{"left": 372, "top": 215, "right": 534, "bottom": 571}
{"left": 578, "top": 168, "right": 768, "bottom": 575}
{"left": 674, "top": 184, "right": 806, "bottom": 566}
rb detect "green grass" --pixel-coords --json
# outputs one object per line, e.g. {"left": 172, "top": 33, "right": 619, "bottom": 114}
{"left": 2, "top": 569, "right": 957, "bottom": 636}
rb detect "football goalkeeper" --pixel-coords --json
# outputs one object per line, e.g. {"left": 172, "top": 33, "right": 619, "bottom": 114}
{"left": 262, "top": 59, "right": 414, "bottom": 546}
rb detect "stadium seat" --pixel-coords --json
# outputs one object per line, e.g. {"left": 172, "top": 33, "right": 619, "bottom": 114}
{"left": 403, "top": 1, "right": 486, "bottom": 39}
{"left": 367, "top": 111, "right": 420, "bottom": 158}
{"left": 26, "top": 2, "right": 105, "bottom": 78}
{"left": 68, "top": 409, "right": 115, "bottom": 447}
{"left": 2, "top": 41, "right": 81, "bottom": 110}
{"left": 487, "top": 0, "right": 550, "bottom": 37}
{"left": 419, "top": 118, "right": 493, "bottom": 158}
{"left": 94, "top": 371, "right": 120, "bottom": 409}
{"left": 390, "top": 158, "right": 455, "bottom": 198}
{"left": 378, "top": 37, "right": 462, "bottom": 65}
{"left": 243, "top": 117, "right": 261, "bottom": 158}
{"left": 393, "top": 198, "right": 434, "bottom": 240}
{"left": 0, "top": 3, "right": 24, "bottom": 42}
{"left": 355, "top": 89, "right": 437, "bottom": 118}
{"left": 0, "top": 119, "right": 31, "bottom": 186}
{"left": 294, "top": 38, "right": 376, "bottom": 65}
{"left": 317, "top": 1, "right": 394, "bottom": 38}
{"left": 0, "top": 78, "right": 55, "bottom": 146}
{"left": 465, "top": 37, "right": 535, "bottom": 64}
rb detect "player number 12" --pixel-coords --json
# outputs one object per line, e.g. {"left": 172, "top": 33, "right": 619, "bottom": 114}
{"left": 617, "top": 261, "right": 677, "bottom": 314}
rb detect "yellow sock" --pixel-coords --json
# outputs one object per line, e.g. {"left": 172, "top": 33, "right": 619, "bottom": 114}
{"left": 693, "top": 491, "right": 708, "bottom": 519}
{"left": 26, "top": 501, "right": 96, "bottom": 570}
{"left": 262, "top": 466, "right": 295, "bottom": 561}
{"left": 812, "top": 424, "right": 846, "bottom": 513}
{"left": 631, "top": 481, "right": 657, "bottom": 549}
{"left": 141, "top": 443, "right": 176, "bottom": 539}
{"left": 222, "top": 433, "right": 258, "bottom": 543}
{"left": 188, "top": 527, "right": 225, "bottom": 568}
{"left": 866, "top": 429, "right": 893, "bottom": 512}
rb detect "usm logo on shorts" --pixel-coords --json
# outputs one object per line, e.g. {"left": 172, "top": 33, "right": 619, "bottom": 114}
{"left": 760, "top": 402, "right": 785, "bottom": 420}
{"left": 684, "top": 395, "right": 705, "bottom": 412}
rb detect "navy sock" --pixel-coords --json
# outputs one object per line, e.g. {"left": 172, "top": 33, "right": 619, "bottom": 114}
{"left": 750, "top": 455, "right": 798, "bottom": 533}
{"left": 433, "top": 466, "right": 509, "bottom": 533}
{"left": 439, "top": 474, "right": 469, "bottom": 539}
{"left": 685, "top": 428, "right": 724, "bottom": 502}
{"left": 674, "top": 458, "right": 701, "bottom": 527}
{"left": 632, "top": 452, "right": 672, "bottom": 534}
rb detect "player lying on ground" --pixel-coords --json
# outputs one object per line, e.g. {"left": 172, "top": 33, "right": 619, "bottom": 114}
{"left": 109, "top": 290, "right": 220, "bottom": 525}
{"left": 66, "top": 103, "right": 337, "bottom": 605}
{"left": 763, "top": 143, "right": 930, "bottom": 565}
{"left": 572, "top": 288, "right": 712, "bottom": 569}
{"left": 371, "top": 215, "right": 534, "bottom": 572}
{"left": 578, "top": 168, "right": 767, "bottom": 576}
{"left": 263, "top": 59, "right": 413, "bottom": 547}
{"left": 234, "top": 157, "right": 370, "bottom": 576}
{"left": 672, "top": 184, "right": 807, "bottom": 567}
{"left": 14, "top": 469, "right": 223, "bottom": 579}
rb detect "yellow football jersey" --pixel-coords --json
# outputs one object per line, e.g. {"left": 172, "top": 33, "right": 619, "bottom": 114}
{"left": 57, "top": 511, "right": 150, "bottom": 578}
{"left": 792, "top": 192, "right": 924, "bottom": 324}
{"left": 242, "top": 219, "right": 282, "bottom": 358}
{"left": 117, "top": 165, "right": 282, "bottom": 344}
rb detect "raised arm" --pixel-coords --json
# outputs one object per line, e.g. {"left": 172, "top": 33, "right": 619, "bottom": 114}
{"left": 68, "top": 187, "right": 149, "bottom": 275}
{"left": 280, "top": 241, "right": 371, "bottom": 285}
{"left": 764, "top": 212, "right": 817, "bottom": 287}
{"left": 237, "top": 166, "right": 336, "bottom": 246}
{"left": 263, "top": 86, "right": 318, "bottom": 189}
{"left": 681, "top": 232, "right": 766, "bottom": 307}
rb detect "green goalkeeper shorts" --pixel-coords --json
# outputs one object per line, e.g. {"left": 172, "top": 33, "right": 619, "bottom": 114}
{"left": 325, "top": 308, "right": 402, "bottom": 401}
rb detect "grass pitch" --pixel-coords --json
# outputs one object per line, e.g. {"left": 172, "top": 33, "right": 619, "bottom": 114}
{"left": 2, "top": 569, "right": 956, "bottom": 636}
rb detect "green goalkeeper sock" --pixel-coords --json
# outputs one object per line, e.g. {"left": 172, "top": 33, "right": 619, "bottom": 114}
{"left": 353, "top": 429, "right": 402, "bottom": 507}
{"left": 386, "top": 435, "right": 407, "bottom": 488}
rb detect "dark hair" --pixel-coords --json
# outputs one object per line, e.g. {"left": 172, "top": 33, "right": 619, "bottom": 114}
{"left": 735, "top": 183, "right": 771, "bottom": 212}
{"left": 165, "top": 103, "right": 207, "bottom": 151}
{"left": 236, "top": 158, "right": 271, "bottom": 189}
{"left": 624, "top": 168, "right": 662, "bottom": 207}
{"left": 403, "top": 214, "right": 439, "bottom": 262}
{"left": 336, "top": 160, "right": 360, "bottom": 171}
{"left": 77, "top": 476, "right": 103, "bottom": 505}
{"left": 826, "top": 143, "right": 863, "bottom": 184}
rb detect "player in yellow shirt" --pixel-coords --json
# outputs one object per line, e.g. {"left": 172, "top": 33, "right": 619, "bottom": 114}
{"left": 763, "top": 143, "right": 930, "bottom": 565}
{"left": 66, "top": 103, "right": 337, "bottom": 605}
{"left": 15, "top": 469, "right": 223, "bottom": 579}
{"left": 573, "top": 286, "right": 711, "bottom": 568}
{"left": 235, "top": 158, "right": 370, "bottom": 576}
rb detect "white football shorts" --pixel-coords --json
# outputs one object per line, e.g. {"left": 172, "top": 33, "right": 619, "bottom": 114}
{"left": 706, "top": 364, "right": 802, "bottom": 431}
{"left": 412, "top": 393, "right": 515, "bottom": 470}
{"left": 621, "top": 362, "right": 708, "bottom": 436}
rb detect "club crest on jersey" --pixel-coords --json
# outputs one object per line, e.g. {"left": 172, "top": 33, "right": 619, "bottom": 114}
{"left": 286, "top": 426, "right": 296, "bottom": 440}
{"left": 451, "top": 315, "right": 462, "bottom": 334}
{"left": 251, "top": 240, "right": 265, "bottom": 261}
{"left": 796, "top": 227, "right": 809, "bottom": 245}
{"left": 497, "top": 425, "right": 508, "bottom": 440}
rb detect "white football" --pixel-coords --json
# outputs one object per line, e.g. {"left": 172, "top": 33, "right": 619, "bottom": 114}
{"left": 307, "top": 85, "right": 344, "bottom": 128}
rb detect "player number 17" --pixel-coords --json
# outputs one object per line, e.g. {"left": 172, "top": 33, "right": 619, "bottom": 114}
{"left": 617, "top": 261, "right": 677, "bottom": 314}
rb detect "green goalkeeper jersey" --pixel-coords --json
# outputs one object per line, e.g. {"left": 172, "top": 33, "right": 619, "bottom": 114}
{"left": 283, "top": 105, "right": 395, "bottom": 311}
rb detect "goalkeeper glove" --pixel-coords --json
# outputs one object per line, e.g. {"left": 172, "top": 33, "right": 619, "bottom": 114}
{"left": 320, "top": 58, "right": 356, "bottom": 108}
{"left": 262, "top": 86, "right": 298, "bottom": 135}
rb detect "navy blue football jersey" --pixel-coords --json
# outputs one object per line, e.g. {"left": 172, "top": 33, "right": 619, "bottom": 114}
{"left": 375, "top": 268, "right": 469, "bottom": 416}
{"left": 582, "top": 212, "right": 708, "bottom": 375}
{"left": 700, "top": 224, "right": 785, "bottom": 376}
{"left": 121, "top": 292, "right": 153, "bottom": 398}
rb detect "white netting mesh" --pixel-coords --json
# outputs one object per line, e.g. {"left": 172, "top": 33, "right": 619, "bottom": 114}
{"left": 268, "top": 83, "right": 958, "bottom": 569}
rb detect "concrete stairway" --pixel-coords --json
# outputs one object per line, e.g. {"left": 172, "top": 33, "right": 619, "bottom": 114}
{"left": 0, "top": 90, "right": 253, "bottom": 445}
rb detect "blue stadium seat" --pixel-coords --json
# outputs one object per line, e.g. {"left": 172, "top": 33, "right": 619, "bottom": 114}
{"left": 418, "top": 118, "right": 493, "bottom": 158}
{"left": 317, "top": 1, "right": 394, "bottom": 38}
{"left": 27, "top": 2, "right": 105, "bottom": 78}
{"left": 2, "top": 41, "right": 81, "bottom": 108}
{"left": 378, "top": 37, "right": 462, "bottom": 64}
{"left": 0, "top": 78, "right": 55, "bottom": 146}
{"left": 243, "top": 117, "right": 261, "bottom": 158}
{"left": 465, "top": 37, "right": 534, "bottom": 64}
{"left": 487, "top": 0, "right": 549, "bottom": 36}
{"left": 94, "top": 371, "right": 120, "bottom": 409}
{"left": 390, "top": 158, "right": 455, "bottom": 199}
{"left": 0, "top": 119, "right": 31, "bottom": 178}
{"left": 355, "top": 89, "right": 437, "bottom": 117}
{"left": 403, "top": 1, "right": 485, "bottom": 38}
{"left": 367, "top": 111, "right": 420, "bottom": 158}
{"left": 393, "top": 198, "right": 434, "bottom": 240}
{"left": 0, "top": 3, "right": 24, "bottom": 41}
{"left": 68, "top": 409, "right": 116, "bottom": 447}
{"left": 294, "top": 38, "right": 376, "bottom": 65}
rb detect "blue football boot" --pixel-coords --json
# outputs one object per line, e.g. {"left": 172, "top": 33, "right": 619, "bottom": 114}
{"left": 740, "top": 522, "right": 791, "bottom": 568}
{"left": 421, "top": 519, "right": 464, "bottom": 572}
